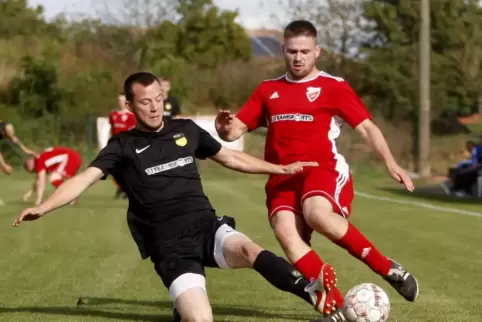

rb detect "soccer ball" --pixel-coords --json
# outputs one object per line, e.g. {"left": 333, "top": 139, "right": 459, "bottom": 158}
{"left": 343, "top": 283, "right": 390, "bottom": 322}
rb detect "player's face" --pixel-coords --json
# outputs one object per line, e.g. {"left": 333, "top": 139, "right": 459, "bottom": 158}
{"left": 282, "top": 35, "right": 320, "bottom": 80}
{"left": 160, "top": 81, "right": 171, "bottom": 97}
{"left": 128, "top": 82, "right": 164, "bottom": 131}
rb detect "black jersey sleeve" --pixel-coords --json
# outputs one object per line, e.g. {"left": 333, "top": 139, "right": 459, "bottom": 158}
{"left": 89, "top": 138, "right": 124, "bottom": 179}
{"left": 194, "top": 124, "right": 222, "bottom": 160}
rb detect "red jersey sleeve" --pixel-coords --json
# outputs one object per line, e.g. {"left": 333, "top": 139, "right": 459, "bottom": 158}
{"left": 236, "top": 84, "right": 265, "bottom": 131}
{"left": 334, "top": 81, "right": 372, "bottom": 128}
{"left": 108, "top": 111, "right": 115, "bottom": 125}
{"left": 108, "top": 111, "right": 116, "bottom": 135}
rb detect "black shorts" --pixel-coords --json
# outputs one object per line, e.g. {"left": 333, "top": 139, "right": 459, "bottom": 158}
{"left": 141, "top": 212, "right": 244, "bottom": 298}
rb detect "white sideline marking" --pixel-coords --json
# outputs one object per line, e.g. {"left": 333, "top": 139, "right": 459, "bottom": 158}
{"left": 355, "top": 191, "right": 482, "bottom": 218}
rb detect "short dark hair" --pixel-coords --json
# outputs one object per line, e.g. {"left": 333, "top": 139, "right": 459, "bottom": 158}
{"left": 284, "top": 20, "right": 317, "bottom": 38}
{"left": 123, "top": 72, "right": 159, "bottom": 101}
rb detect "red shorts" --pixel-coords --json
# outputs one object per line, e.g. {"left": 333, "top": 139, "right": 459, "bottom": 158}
{"left": 266, "top": 167, "right": 354, "bottom": 221}
{"left": 62, "top": 153, "right": 82, "bottom": 178}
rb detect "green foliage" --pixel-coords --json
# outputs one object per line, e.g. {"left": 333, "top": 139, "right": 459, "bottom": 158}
{"left": 0, "top": 0, "right": 62, "bottom": 39}
{"left": 8, "top": 55, "right": 63, "bottom": 118}
{"left": 362, "top": 0, "right": 482, "bottom": 121}
{"left": 151, "top": 55, "right": 191, "bottom": 100}
{"left": 176, "top": 0, "right": 252, "bottom": 68}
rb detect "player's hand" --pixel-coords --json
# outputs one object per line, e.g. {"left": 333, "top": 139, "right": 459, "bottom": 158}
{"left": 23, "top": 190, "right": 33, "bottom": 202}
{"left": 215, "top": 110, "right": 234, "bottom": 133}
{"left": 2, "top": 164, "right": 12, "bottom": 175}
{"left": 13, "top": 207, "right": 45, "bottom": 226}
{"left": 387, "top": 162, "right": 414, "bottom": 192}
{"left": 280, "top": 161, "right": 319, "bottom": 175}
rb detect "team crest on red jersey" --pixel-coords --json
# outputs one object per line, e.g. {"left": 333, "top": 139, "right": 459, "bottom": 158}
{"left": 306, "top": 87, "right": 321, "bottom": 102}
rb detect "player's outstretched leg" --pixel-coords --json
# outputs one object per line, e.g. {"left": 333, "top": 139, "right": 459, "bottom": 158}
{"left": 270, "top": 211, "right": 345, "bottom": 316}
{"left": 173, "top": 286, "right": 213, "bottom": 322}
{"left": 213, "top": 220, "right": 340, "bottom": 317}
{"left": 302, "top": 196, "right": 419, "bottom": 302}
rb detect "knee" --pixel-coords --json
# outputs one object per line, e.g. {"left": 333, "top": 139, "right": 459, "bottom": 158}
{"left": 240, "top": 240, "right": 263, "bottom": 265}
{"left": 302, "top": 196, "right": 348, "bottom": 240}
{"left": 302, "top": 197, "right": 334, "bottom": 231}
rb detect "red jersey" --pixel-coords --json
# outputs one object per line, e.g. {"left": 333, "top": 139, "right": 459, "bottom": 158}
{"left": 35, "top": 147, "right": 81, "bottom": 175}
{"left": 109, "top": 110, "right": 136, "bottom": 135}
{"left": 236, "top": 72, "right": 371, "bottom": 170}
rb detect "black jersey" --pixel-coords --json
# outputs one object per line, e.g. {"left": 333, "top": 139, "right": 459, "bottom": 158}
{"left": 0, "top": 121, "right": 7, "bottom": 140}
{"left": 90, "top": 119, "right": 222, "bottom": 249}
{"left": 163, "top": 96, "right": 181, "bottom": 120}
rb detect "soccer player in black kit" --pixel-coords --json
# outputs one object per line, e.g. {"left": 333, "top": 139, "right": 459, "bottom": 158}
{"left": 14, "top": 72, "right": 327, "bottom": 322}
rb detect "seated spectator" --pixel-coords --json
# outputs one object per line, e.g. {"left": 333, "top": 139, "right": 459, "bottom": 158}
{"left": 455, "top": 140, "right": 477, "bottom": 168}
{"left": 448, "top": 137, "right": 482, "bottom": 197}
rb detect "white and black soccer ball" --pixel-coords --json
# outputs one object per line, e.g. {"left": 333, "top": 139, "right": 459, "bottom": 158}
{"left": 343, "top": 283, "right": 390, "bottom": 322}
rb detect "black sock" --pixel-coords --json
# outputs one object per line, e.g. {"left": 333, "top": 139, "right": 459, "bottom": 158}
{"left": 253, "top": 250, "right": 312, "bottom": 305}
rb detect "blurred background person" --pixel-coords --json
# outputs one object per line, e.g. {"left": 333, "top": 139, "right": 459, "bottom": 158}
{"left": 159, "top": 76, "right": 182, "bottom": 120}
{"left": 108, "top": 93, "right": 136, "bottom": 199}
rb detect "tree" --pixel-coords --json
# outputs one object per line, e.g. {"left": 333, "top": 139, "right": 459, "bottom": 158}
{"left": 362, "top": 0, "right": 482, "bottom": 122}
{"left": 90, "top": 0, "right": 179, "bottom": 69}
{"left": 176, "top": 0, "right": 251, "bottom": 68}
{"left": 279, "top": 0, "right": 367, "bottom": 59}
{"left": 0, "top": 0, "right": 61, "bottom": 39}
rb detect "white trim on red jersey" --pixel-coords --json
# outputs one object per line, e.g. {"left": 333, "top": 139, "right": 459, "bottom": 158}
{"left": 262, "top": 71, "right": 346, "bottom": 84}
{"left": 44, "top": 153, "right": 69, "bottom": 174}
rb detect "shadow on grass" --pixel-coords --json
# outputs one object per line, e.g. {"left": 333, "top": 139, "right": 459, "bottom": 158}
{"left": 378, "top": 184, "right": 482, "bottom": 206}
{"left": 0, "top": 297, "right": 313, "bottom": 321}
{"left": 0, "top": 306, "right": 171, "bottom": 321}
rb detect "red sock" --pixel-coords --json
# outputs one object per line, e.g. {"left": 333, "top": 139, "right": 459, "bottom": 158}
{"left": 294, "top": 250, "right": 324, "bottom": 282}
{"left": 51, "top": 180, "right": 63, "bottom": 188}
{"left": 335, "top": 222, "right": 391, "bottom": 276}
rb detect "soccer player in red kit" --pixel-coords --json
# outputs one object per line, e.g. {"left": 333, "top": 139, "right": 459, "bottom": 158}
{"left": 109, "top": 93, "right": 136, "bottom": 198}
{"left": 23, "top": 146, "right": 82, "bottom": 206}
{"left": 215, "top": 20, "right": 419, "bottom": 321}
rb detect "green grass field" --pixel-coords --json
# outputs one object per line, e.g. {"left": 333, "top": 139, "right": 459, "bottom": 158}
{"left": 1, "top": 166, "right": 482, "bottom": 322}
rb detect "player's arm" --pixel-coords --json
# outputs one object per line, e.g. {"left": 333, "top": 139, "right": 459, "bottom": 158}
{"left": 37, "top": 167, "right": 104, "bottom": 210}
{"left": 22, "top": 181, "right": 36, "bottom": 202}
{"left": 13, "top": 167, "right": 105, "bottom": 226}
{"left": 195, "top": 122, "right": 317, "bottom": 174}
{"left": 13, "top": 139, "right": 124, "bottom": 226}
{"left": 210, "top": 147, "right": 317, "bottom": 175}
{"left": 33, "top": 170, "right": 47, "bottom": 206}
{"left": 355, "top": 120, "right": 398, "bottom": 167}
{"left": 215, "top": 85, "right": 265, "bottom": 142}
{"left": 4, "top": 124, "right": 36, "bottom": 156}
{"left": 0, "top": 152, "right": 12, "bottom": 174}
{"left": 334, "top": 81, "right": 414, "bottom": 191}
{"left": 13, "top": 139, "right": 36, "bottom": 156}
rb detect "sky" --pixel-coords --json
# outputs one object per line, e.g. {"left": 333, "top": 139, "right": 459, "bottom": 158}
{"left": 27, "top": 0, "right": 285, "bottom": 29}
